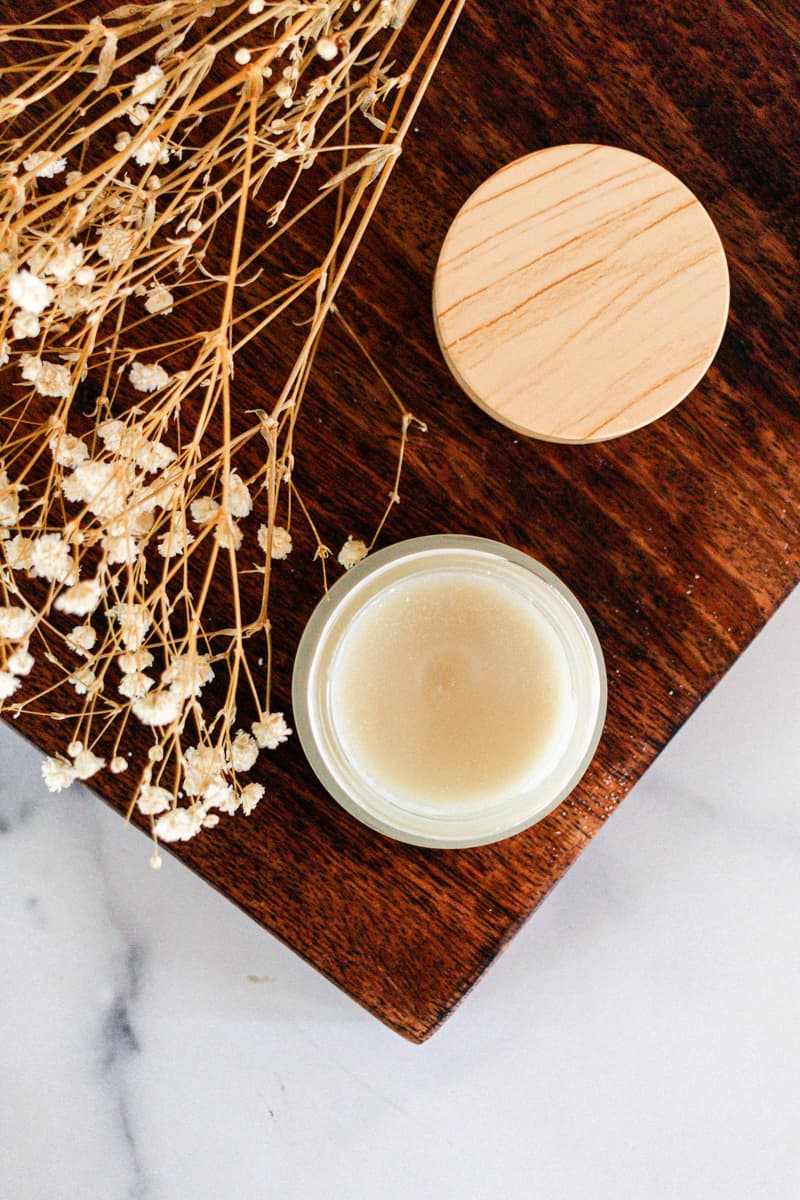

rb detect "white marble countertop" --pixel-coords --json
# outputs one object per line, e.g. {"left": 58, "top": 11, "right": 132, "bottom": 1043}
{"left": 1, "top": 588, "right": 798, "bottom": 1200}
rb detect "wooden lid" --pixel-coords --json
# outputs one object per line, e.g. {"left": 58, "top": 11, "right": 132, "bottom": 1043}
{"left": 433, "top": 144, "right": 729, "bottom": 443}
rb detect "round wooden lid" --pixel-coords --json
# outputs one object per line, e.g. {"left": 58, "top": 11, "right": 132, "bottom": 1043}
{"left": 433, "top": 144, "right": 729, "bottom": 443}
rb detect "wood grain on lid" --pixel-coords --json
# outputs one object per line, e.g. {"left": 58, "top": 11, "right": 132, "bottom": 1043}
{"left": 433, "top": 144, "right": 730, "bottom": 443}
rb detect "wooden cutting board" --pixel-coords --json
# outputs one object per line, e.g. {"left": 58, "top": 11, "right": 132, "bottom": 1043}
{"left": 3, "top": 0, "right": 798, "bottom": 1041}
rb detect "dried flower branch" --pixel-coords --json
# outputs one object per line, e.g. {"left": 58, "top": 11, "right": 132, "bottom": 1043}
{"left": 0, "top": 0, "right": 464, "bottom": 861}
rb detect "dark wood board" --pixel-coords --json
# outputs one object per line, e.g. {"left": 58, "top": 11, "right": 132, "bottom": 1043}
{"left": 2, "top": 1, "right": 798, "bottom": 1041}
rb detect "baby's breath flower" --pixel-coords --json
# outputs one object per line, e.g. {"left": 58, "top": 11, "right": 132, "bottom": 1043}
{"left": 132, "top": 64, "right": 166, "bottom": 105}
{"left": 241, "top": 782, "right": 265, "bottom": 815}
{"left": 182, "top": 745, "right": 225, "bottom": 796}
{"left": 102, "top": 532, "right": 140, "bottom": 565}
{"left": 154, "top": 804, "right": 203, "bottom": 843}
{"left": 161, "top": 653, "right": 213, "bottom": 700}
{"left": 190, "top": 496, "right": 219, "bottom": 524}
{"left": 129, "top": 360, "right": 170, "bottom": 392}
{"left": 227, "top": 471, "right": 252, "bottom": 518}
{"left": 258, "top": 523, "right": 292, "bottom": 559}
{"left": 157, "top": 512, "right": 193, "bottom": 558}
{"left": 34, "top": 360, "right": 72, "bottom": 399}
{"left": 42, "top": 755, "right": 77, "bottom": 792}
{"left": 144, "top": 285, "right": 173, "bottom": 314}
{"left": 134, "top": 439, "right": 176, "bottom": 474}
{"left": 43, "top": 241, "right": 83, "bottom": 282}
{"left": 118, "top": 671, "right": 154, "bottom": 700}
{"left": 6, "top": 643, "right": 34, "bottom": 676}
{"left": 137, "top": 784, "right": 172, "bottom": 815}
{"left": 8, "top": 269, "right": 54, "bottom": 314}
{"left": 0, "top": 471, "right": 19, "bottom": 527}
{"left": 128, "top": 102, "right": 150, "bottom": 127}
{"left": 73, "top": 748, "right": 105, "bottom": 780}
{"left": 20, "top": 352, "right": 42, "bottom": 383}
{"left": 62, "top": 460, "right": 135, "bottom": 519}
{"left": 30, "top": 534, "right": 73, "bottom": 584}
{"left": 132, "top": 688, "right": 181, "bottom": 727}
{"left": 71, "top": 664, "right": 98, "bottom": 696}
{"left": 117, "top": 648, "right": 154, "bottom": 674}
{"left": 23, "top": 150, "right": 67, "bottom": 178}
{"left": 110, "top": 757, "right": 128, "bottom": 775}
{"left": 316, "top": 37, "right": 338, "bottom": 61}
{"left": 230, "top": 730, "right": 259, "bottom": 772}
{"left": 202, "top": 777, "right": 238, "bottom": 813}
{"left": 251, "top": 712, "right": 292, "bottom": 750}
{"left": 54, "top": 578, "right": 101, "bottom": 617}
{"left": 216, "top": 519, "right": 242, "bottom": 551}
{"left": 49, "top": 431, "right": 89, "bottom": 469}
{"left": 2, "top": 534, "right": 32, "bottom": 569}
{"left": 111, "top": 602, "right": 152, "bottom": 651}
{"left": 133, "top": 137, "right": 168, "bottom": 167}
{"left": 337, "top": 536, "right": 368, "bottom": 570}
{"left": 12, "top": 311, "right": 39, "bottom": 339}
{"left": 234, "top": 47, "right": 252, "bottom": 65}
{"left": 0, "top": 671, "right": 20, "bottom": 700}
{"left": 0, "top": 605, "right": 36, "bottom": 640}
{"left": 97, "top": 225, "right": 136, "bottom": 265}
{"left": 66, "top": 624, "right": 96, "bottom": 656}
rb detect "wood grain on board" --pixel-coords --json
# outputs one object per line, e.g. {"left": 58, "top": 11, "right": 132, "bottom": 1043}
{"left": 433, "top": 144, "right": 730, "bottom": 442}
{"left": 2, "top": 1, "right": 798, "bottom": 1041}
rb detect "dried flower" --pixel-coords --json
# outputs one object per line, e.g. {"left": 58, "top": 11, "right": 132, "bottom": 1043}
{"left": 228, "top": 472, "right": 252, "bottom": 518}
{"left": 161, "top": 653, "right": 214, "bottom": 700}
{"left": 190, "top": 497, "right": 220, "bottom": 524}
{"left": 316, "top": 38, "right": 338, "bottom": 61}
{"left": 66, "top": 625, "right": 97, "bottom": 655}
{"left": 132, "top": 689, "right": 181, "bottom": 726}
{"left": 137, "top": 784, "right": 172, "bottom": 815}
{"left": 338, "top": 536, "right": 368, "bottom": 569}
{"left": 144, "top": 285, "right": 173, "bottom": 314}
{"left": 0, "top": 606, "right": 36, "bottom": 640}
{"left": 42, "top": 756, "right": 77, "bottom": 792}
{"left": 8, "top": 269, "right": 54, "bottom": 315}
{"left": 54, "top": 579, "right": 102, "bottom": 617}
{"left": 23, "top": 150, "right": 67, "bottom": 178}
{"left": 241, "top": 782, "right": 265, "bottom": 815}
{"left": 0, "top": 671, "right": 20, "bottom": 700}
{"left": 132, "top": 64, "right": 166, "bottom": 105}
{"left": 49, "top": 431, "right": 89, "bottom": 469}
{"left": 34, "top": 361, "right": 72, "bottom": 398}
{"left": 259, "top": 523, "right": 292, "bottom": 559}
{"left": 119, "top": 671, "right": 154, "bottom": 700}
{"left": 129, "top": 360, "right": 170, "bottom": 392}
{"left": 252, "top": 712, "right": 292, "bottom": 750}
{"left": 30, "top": 534, "right": 74, "bottom": 584}
{"left": 154, "top": 805, "right": 204, "bottom": 843}
{"left": 71, "top": 664, "right": 98, "bottom": 696}
{"left": 230, "top": 730, "right": 259, "bottom": 772}
{"left": 72, "top": 748, "right": 105, "bottom": 780}
{"left": 0, "top": 0, "right": 445, "bottom": 862}
{"left": 97, "top": 225, "right": 136, "bottom": 265}
{"left": 183, "top": 745, "right": 225, "bottom": 795}
{"left": 12, "top": 311, "right": 39, "bottom": 339}
{"left": 6, "top": 644, "right": 35, "bottom": 676}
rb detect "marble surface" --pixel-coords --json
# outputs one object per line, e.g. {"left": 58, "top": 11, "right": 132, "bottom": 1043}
{"left": 1, "top": 588, "right": 798, "bottom": 1200}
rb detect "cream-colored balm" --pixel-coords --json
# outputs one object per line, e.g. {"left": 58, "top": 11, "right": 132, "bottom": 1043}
{"left": 293, "top": 535, "right": 606, "bottom": 848}
{"left": 330, "top": 572, "right": 573, "bottom": 813}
